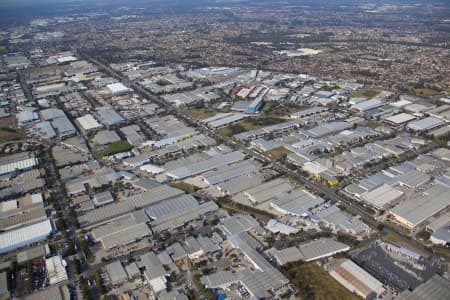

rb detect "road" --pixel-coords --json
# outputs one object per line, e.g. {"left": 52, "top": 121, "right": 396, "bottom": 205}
{"left": 79, "top": 51, "right": 438, "bottom": 258}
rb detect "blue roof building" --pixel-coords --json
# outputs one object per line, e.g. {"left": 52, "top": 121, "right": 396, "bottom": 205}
{"left": 247, "top": 97, "right": 265, "bottom": 114}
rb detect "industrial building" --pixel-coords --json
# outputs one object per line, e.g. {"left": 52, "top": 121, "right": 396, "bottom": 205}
{"left": 201, "top": 160, "right": 260, "bottom": 186}
{"left": 406, "top": 117, "right": 445, "bottom": 132}
{"left": 45, "top": 255, "right": 68, "bottom": 285}
{"left": 269, "top": 247, "right": 303, "bottom": 265}
{"left": 327, "top": 259, "right": 385, "bottom": 300}
{"left": 247, "top": 96, "right": 265, "bottom": 114}
{"left": 383, "top": 113, "right": 416, "bottom": 127}
{"left": 93, "top": 130, "right": 121, "bottom": 145}
{"left": 166, "top": 151, "right": 245, "bottom": 180}
{"left": 91, "top": 212, "right": 151, "bottom": 250}
{"left": 389, "top": 185, "right": 449, "bottom": 229}
{"left": 78, "top": 185, "right": 184, "bottom": 226}
{"left": 0, "top": 152, "right": 38, "bottom": 176}
{"left": 106, "top": 82, "right": 132, "bottom": 95}
{"left": 106, "top": 261, "right": 129, "bottom": 285}
{"left": 215, "top": 173, "right": 264, "bottom": 195}
{"left": 243, "top": 178, "right": 293, "bottom": 205}
{"left": 307, "top": 121, "right": 352, "bottom": 138}
{"left": 312, "top": 205, "right": 371, "bottom": 235}
{"left": 296, "top": 239, "right": 350, "bottom": 262}
{"left": 396, "top": 274, "right": 450, "bottom": 300}
{"left": 51, "top": 116, "right": 76, "bottom": 139}
{"left": 76, "top": 114, "right": 103, "bottom": 133}
{"left": 351, "top": 98, "right": 384, "bottom": 113}
{"left": 96, "top": 107, "right": 125, "bottom": 127}
{"left": 203, "top": 112, "right": 247, "bottom": 128}
{"left": 0, "top": 220, "right": 52, "bottom": 254}
{"left": 270, "top": 189, "right": 325, "bottom": 217}
{"left": 360, "top": 184, "right": 404, "bottom": 210}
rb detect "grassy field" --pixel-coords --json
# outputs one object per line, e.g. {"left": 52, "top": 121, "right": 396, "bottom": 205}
{"left": 0, "top": 128, "right": 24, "bottom": 143}
{"left": 217, "top": 116, "right": 285, "bottom": 137}
{"left": 264, "top": 146, "right": 293, "bottom": 161}
{"left": 169, "top": 181, "right": 198, "bottom": 194}
{"left": 282, "top": 262, "right": 362, "bottom": 300}
{"left": 359, "top": 54, "right": 378, "bottom": 61}
{"left": 181, "top": 107, "right": 217, "bottom": 119}
{"left": 354, "top": 87, "right": 383, "bottom": 99}
{"left": 0, "top": 46, "right": 6, "bottom": 52}
{"left": 402, "top": 86, "right": 441, "bottom": 97}
{"left": 94, "top": 141, "right": 132, "bottom": 159}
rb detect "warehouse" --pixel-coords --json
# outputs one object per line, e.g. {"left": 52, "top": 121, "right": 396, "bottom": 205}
{"left": 106, "top": 82, "right": 132, "bottom": 95}
{"left": 383, "top": 113, "right": 416, "bottom": 127}
{"left": 265, "top": 219, "right": 300, "bottom": 235}
{"left": 31, "top": 121, "right": 57, "bottom": 139}
{"left": 106, "top": 261, "right": 128, "bottom": 285}
{"left": 0, "top": 220, "right": 52, "bottom": 254}
{"left": 396, "top": 274, "right": 450, "bottom": 300}
{"left": 17, "top": 110, "right": 39, "bottom": 126}
{"left": 166, "top": 151, "right": 245, "bottom": 180}
{"left": 307, "top": 121, "right": 352, "bottom": 138}
{"left": 76, "top": 114, "right": 103, "bottom": 132}
{"left": 140, "top": 164, "right": 164, "bottom": 175}
{"left": 395, "top": 169, "right": 430, "bottom": 189}
{"left": 243, "top": 178, "right": 293, "bottom": 205}
{"left": 96, "top": 107, "right": 125, "bottom": 127}
{"left": 139, "top": 252, "right": 169, "bottom": 293}
{"left": 203, "top": 113, "right": 246, "bottom": 128}
{"left": 201, "top": 160, "right": 260, "bottom": 186}
{"left": 328, "top": 259, "right": 385, "bottom": 300}
{"left": 0, "top": 152, "right": 38, "bottom": 176}
{"left": 45, "top": 255, "right": 68, "bottom": 285}
{"left": 269, "top": 246, "right": 303, "bottom": 266}
{"left": 93, "top": 130, "right": 121, "bottom": 145}
{"left": 120, "top": 125, "right": 145, "bottom": 146}
{"left": 361, "top": 184, "right": 404, "bottom": 210}
{"left": 221, "top": 215, "right": 261, "bottom": 237}
{"left": 247, "top": 96, "right": 265, "bottom": 114}
{"left": 270, "top": 189, "right": 325, "bottom": 217}
{"left": 290, "top": 107, "right": 328, "bottom": 119}
{"left": 40, "top": 108, "right": 66, "bottom": 121}
{"left": 78, "top": 185, "right": 184, "bottom": 226}
{"left": 123, "top": 153, "right": 152, "bottom": 168}
{"left": 150, "top": 201, "right": 218, "bottom": 232}
{"left": 215, "top": 173, "right": 264, "bottom": 195}
{"left": 51, "top": 116, "right": 76, "bottom": 139}
{"left": 92, "top": 191, "right": 114, "bottom": 207}
{"left": 351, "top": 98, "right": 384, "bottom": 113}
{"left": 145, "top": 194, "right": 198, "bottom": 221}
{"left": 297, "top": 239, "right": 350, "bottom": 262}
{"left": 389, "top": 185, "right": 449, "bottom": 229}
{"left": 406, "top": 117, "right": 445, "bottom": 131}
{"left": 312, "top": 205, "right": 371, "bottom": 235}
{"left": 92, "top": 212, "right": 151, "bottom": 250}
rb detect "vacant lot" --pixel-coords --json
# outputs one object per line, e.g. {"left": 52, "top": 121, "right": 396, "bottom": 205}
{"left": 217, "top": 116, "right": 285, "bottom": 137}
{"left": 169, "top": 181, "right": 198, "bottom": 194}
{"left": 181, "top": 107, "right": 217, "bottom": 119}
{"left": 354, "top": 87, "right": 383, "bottom": 99}
{"left": 282, "top": 262, "right": 361, "bottom": 300}
{"left": 0, "top": 128, "right": 23, "bottom": 143}
{"left": 264, "top": 146, "right": 293, "bottom": 161}
{"left": 94, "top": 141, "right": 132, "bottom": 159}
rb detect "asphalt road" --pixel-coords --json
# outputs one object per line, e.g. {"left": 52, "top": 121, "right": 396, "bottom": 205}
{"left": 79, "top": 51, "right": 437, "bottom": 258}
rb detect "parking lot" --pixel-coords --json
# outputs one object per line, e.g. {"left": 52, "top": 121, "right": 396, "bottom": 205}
{"left": 353, "top": 245, "right": 440, "bottom": 290}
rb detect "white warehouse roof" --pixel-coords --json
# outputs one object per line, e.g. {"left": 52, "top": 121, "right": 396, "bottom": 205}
{"left": 76, "top": 114, "right": 102, "bottom": 131}
{"left": 0, "top": 220, "right": 52, "bottom": 254}
{"left": 406, "top": 117, "right": 445, "bottom": 131}
{"left": 107, "top": 82, "right": 131, "bottom": 94}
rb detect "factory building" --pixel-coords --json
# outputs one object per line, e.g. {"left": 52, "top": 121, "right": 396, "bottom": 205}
{"left": 327, "top": 259, "right": 385, "bottom": 300}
